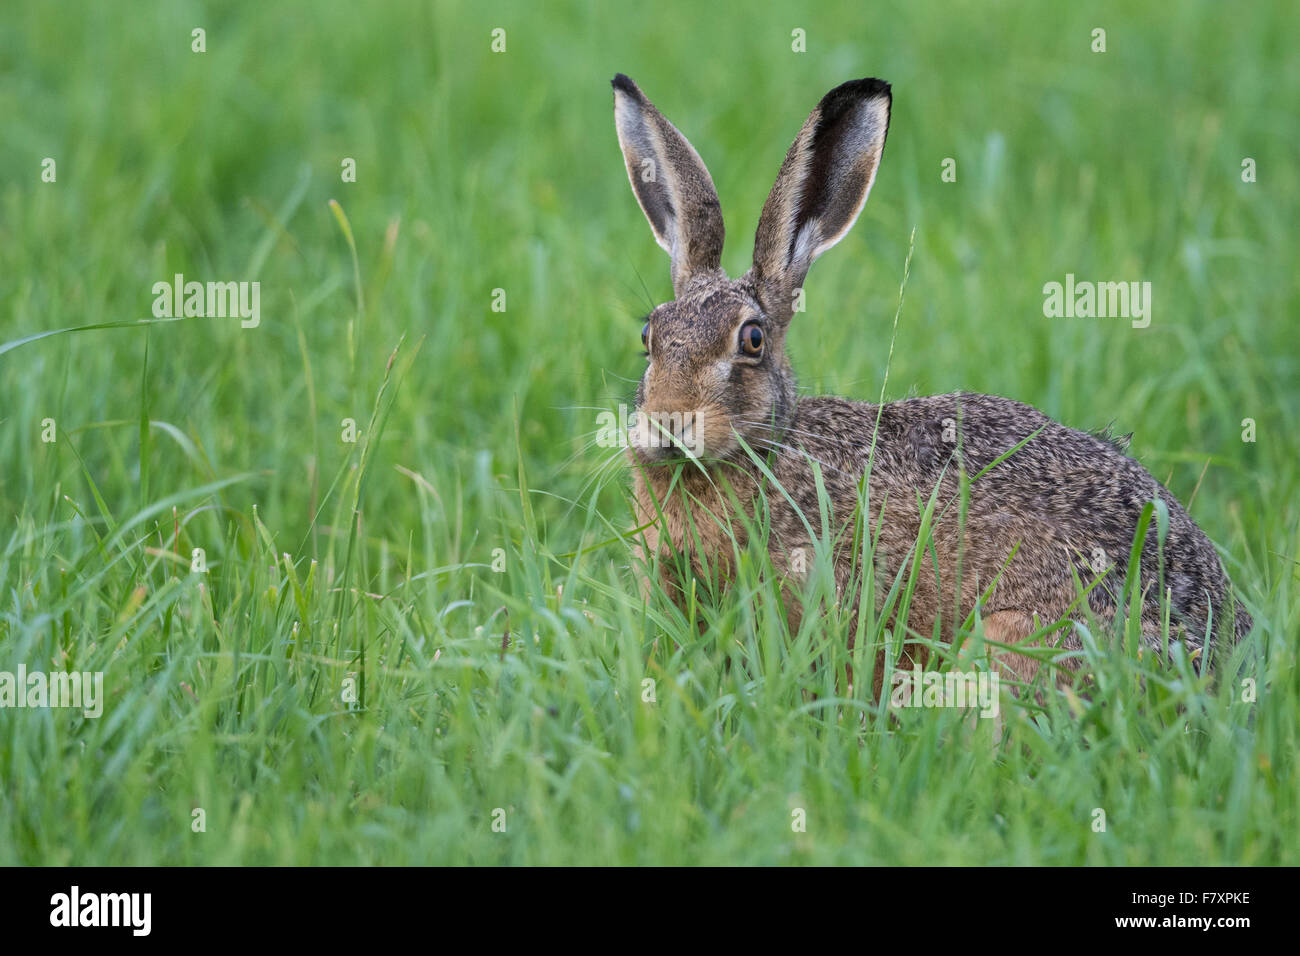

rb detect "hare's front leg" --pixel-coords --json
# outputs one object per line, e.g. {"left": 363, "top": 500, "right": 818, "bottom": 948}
{"left": 956, "top": 610, "right": 1053, "bottom": 688}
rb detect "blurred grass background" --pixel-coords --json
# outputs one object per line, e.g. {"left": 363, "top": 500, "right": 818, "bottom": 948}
{"left": 0, "top": 0, "right": 1296, "bottom": 864}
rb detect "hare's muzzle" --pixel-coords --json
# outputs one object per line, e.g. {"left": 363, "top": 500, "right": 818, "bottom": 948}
{"left": 628, "top": 407, "right": 708, "bottom": 461}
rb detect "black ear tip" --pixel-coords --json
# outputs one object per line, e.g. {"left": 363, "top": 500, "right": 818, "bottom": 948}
{"left": 855, "top": 77, "right": 892, "bottom": 99}
{"left": 611, "top": 73, "right": 639, "bottom": 97}
{"left": 814, "top": 77, "right": 891, "bottom": 131}
{"left": 834, "top": 77, "right": 891, "bottom": 103}
{"left": 819, "top": 77, "right": 891, "bottom": 113}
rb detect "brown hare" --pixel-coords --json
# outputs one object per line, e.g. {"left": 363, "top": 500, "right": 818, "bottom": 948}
{"left": 611, "top": 73, "right": 1250, "bottom": 689}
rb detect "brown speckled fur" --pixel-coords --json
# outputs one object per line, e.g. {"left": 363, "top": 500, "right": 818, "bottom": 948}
{"left": 611, "top": 74, "right": 1250, "bottom": 682}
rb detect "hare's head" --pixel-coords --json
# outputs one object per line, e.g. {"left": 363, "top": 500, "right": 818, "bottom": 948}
{"left": 612, "top": 74, "right": 891, "bottom": 464}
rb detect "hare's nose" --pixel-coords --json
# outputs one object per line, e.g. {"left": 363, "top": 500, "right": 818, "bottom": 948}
{"left": 631, "top": 408, "right": 704, "bottom": 457}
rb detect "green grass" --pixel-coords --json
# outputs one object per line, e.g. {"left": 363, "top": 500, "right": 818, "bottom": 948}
{"left": 1, "top": 0, "right": 1297, "bottom": 864}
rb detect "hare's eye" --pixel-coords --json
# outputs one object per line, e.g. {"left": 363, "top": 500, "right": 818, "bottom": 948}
{"left": 739, "top": 321, "right": 764, "bottom": 356}
{"left": 641, "top": 322, "right": 650, "bottom": 351}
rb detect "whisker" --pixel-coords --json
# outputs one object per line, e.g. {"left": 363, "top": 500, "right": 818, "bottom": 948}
{"left": 599, "top": 369, "right": 644, "bottom": 386}
{"left": 561, "top": 449, "right": 629, "bottom": 522}
{"left": 581, "top": 445, "right": 627, "bottom": 484}
{"left": 734, "top": 418, "right": 870, "bottom": 447}
{"left": 550, "top": 436, "right": 618, "bottom": 476}
{"left": 745, "top": 437, "right": 857, "bottom": 480}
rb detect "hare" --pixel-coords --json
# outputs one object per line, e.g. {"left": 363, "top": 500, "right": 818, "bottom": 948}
{"left": 610, "top": 73, "right": 1250, "bottom": 688}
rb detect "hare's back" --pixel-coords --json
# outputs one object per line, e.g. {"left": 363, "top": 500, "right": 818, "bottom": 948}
{"left": 786, "top": 392, "right": 1245, "bottom": 646}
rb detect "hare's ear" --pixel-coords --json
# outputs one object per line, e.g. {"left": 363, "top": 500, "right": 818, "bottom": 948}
{"left": 612, "top": 74, "right": 725, "bottom": 295}
{"left": 751, "top": 78, "right": 891, "bottom": 317}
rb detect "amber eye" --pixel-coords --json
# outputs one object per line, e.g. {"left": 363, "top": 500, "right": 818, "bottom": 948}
{"left": 740, "top": 321, "right": 764, "bottom": 356}
{"left": 641, "top": 322, "right": 650, "bottom": 351}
